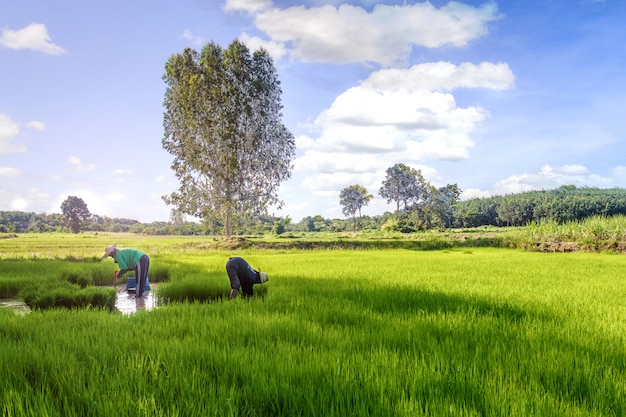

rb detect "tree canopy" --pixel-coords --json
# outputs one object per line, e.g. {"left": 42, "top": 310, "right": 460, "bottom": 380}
{"left": 60, "top": 196, "right": 91, "bottom": 234}
{"left": 339, "top": 184, "right": 373, "bottom": 231}
{"left": 379, "top": 163, "right": 429, "bottom": 219}
{"left": 162, "top": 40, "right": 295, "bottom": 237}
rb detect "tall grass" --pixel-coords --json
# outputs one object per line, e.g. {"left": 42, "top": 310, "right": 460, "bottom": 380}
{"left": 514, "top": 215, "right": 626, "bottom": 251}
{"left": 2, "top": 243, "right": 626, "bottom": 416}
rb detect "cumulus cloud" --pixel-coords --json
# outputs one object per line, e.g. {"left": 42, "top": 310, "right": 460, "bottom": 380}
{"left": 239, "top": 32, "right": 287, "bottom": 61}
{"left": 289, "top": 59, "right": 515, "bottom": 216}
{"left": 363, "top": 61, "right": 515, "bottom": 91}
{"left": 490, "top": 164, "right": 614, "bottom": 196}
{"left": 66, "top": 156, "right": 95, "bottom": 172}
{"left": 224, "top": 0, "right": 272, "bottom": 14}
{"left": 247, "top": 1, "right": 500, "bottom": 65}
{"left": 297, "top": 61, "right": 514, "bottom": 173}
{"left": 26, "top": 121, "right": 45, "bottom": 131}
{"left": 0, "top": 23, "right": 67, "bottom": 55}
{"left": 0, "top": 187, "right": 51, "bottom": 214}
{"left": 0, "top": 167, "right": 23, "bottom": 179}
{"left": 0, "top": 113, "right": 27, "bottom": 155}
{"left": 11, "top": 198, "right": 28, "bottom": 211}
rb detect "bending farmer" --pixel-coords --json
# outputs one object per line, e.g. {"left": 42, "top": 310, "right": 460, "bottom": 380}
{"left": 226, "top": 257, "right": 268, "bottom": 299}
{"left": 102, "top": 244, "right": 150, "bottom": 297}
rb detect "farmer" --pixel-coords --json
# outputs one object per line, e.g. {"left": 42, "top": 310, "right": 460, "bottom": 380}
{"left": 226, "top": 257, "right": 268, "bottom": 299}
{"left": 102, "top": 244, "right": 150, "bottom": 297}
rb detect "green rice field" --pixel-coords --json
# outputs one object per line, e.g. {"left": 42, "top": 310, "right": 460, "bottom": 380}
{"left": 1, "top": 233, "right": 626, "bottom": 416}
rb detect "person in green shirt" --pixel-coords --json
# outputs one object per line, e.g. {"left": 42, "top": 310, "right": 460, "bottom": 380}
{"left": 102, "top": 244, "right": 150, "bottom": 297}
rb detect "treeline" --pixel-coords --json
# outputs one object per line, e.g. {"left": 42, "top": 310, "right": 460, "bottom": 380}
{"left": 450, "top": 186, "right": 626, "bottom": 228}
{"left": 2, "top": 186, "right": 626, "bottom": 235}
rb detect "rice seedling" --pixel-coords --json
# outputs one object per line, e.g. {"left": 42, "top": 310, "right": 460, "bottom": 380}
{"left": 1, "top": 234, "right": 626, "bottom": 416}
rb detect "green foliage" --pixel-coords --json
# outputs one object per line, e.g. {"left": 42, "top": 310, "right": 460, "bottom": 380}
{"left": 18, "top": 280, "right": 116, "bottom": 311}
{"left": 60, "top": 196, "right": 91, "bottom": 233}
{"left": 3, "top": 247, "right": 626, "bottom": 415}
{"left": 339, "top": 184, "right": 373, "bottom": 231}
{"left": 162, "top": 40, "right": 296, "bottom": 237}
{"left": 157, "top": 275, "right": 227, "bottom": 303}
{"left": 453, "top": 186, "right": 626, "bottom": 227}
{"left": 379, "top": 163, "right": 429, "bottom": 214}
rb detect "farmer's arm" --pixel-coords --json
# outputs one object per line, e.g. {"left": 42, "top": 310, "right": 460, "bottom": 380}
{"left": 115, "top": 253, "right": 129, "bottom": 276}
{"left": 230, "top": 288, "right": 239, "bottom": 299}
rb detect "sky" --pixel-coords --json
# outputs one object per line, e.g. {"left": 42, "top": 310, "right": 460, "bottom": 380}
{"left": 1, "top": 0, "right": 626, "bottom": 223}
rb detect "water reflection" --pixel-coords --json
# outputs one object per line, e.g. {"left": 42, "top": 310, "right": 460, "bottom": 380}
{"left": 0, "top": 298, "right": 30, "bottom": 315}
{"left": 0, "top": 286, "right": 159, "bottom": 316}
{"left": 114, "top": 286, "right": 158, "bottom": 315}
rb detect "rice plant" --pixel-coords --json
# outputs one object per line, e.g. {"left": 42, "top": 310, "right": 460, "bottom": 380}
{"left": 2, "top": 234, "right": 626, "bottom": 415}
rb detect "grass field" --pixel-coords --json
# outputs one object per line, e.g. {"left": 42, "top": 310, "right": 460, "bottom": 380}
{"left": 1, "top": 233, "right": 626, "bottom": 416}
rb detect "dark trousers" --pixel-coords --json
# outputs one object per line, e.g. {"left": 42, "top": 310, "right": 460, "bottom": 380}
{"left": 135, "top": 255, "right": 150, "bottom": 297}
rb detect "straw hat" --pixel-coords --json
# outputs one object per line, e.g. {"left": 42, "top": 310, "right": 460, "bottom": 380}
{"left": 102, "top": 243, "right": 118, "bottom": 259}
{"left": 260, "top": 272, "right": 268, "bottom": 283}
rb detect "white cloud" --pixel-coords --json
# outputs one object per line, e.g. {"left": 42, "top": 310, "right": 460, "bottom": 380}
{"left": 11, "top": 198, "right": 28, "bottom": 211}
{"left": 363, "top": 61, "right": 515, "bottom": 92}
{"left": 298, "top": 61, "right": 512, "bottom": 173}
{"left": 0, "top": 167, "right": 23, "bottom": 179}
{"left": 26, "top": 121, "right": 45, "bottom": 131}
{"left": 0, "top": 23, "right": 68, "bottom": 55}
{"left": 250, "top": 2, "right": 500, "bottom": 65}
{"left": 49, "top": 190, "right": 109, "bottom": 217}
{"left": 181, "top": 29, "right": 204, "bottom": 46}
{"left": 66, "top": 156, "right": 95, "bottom": 172}
{"left": 113, "top": 168, "right": 134, "bottom": 175}
{"left": 491, "top": 164, "right": 614, "bottom": 196}
{"left": 239, "top": 32, "right": 287, "bottom": 61}
{"left": 0, "top": 188, "right": 51, "bottom": 214}
{"left": 224, "top": 0, "right": 272, "bottom": 14}
{"left": 288, "top": 59, "right": 514, "bottom": 216}
{"left": 0, "top": 113, "right": 27, "bottom": 155}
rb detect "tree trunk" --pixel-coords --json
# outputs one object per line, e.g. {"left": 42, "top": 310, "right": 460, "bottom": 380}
{"left": 225, "top": 210, "right": 232, "bottom": 238}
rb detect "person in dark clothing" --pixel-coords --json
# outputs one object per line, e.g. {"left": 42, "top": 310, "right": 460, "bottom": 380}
{"left": 225, "top": 257, "right": 268, "bottom": 299}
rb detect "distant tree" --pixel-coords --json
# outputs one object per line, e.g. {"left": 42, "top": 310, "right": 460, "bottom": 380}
{"left": 340, "top": 185, "right": 373, "bottom": 232}
{"left": 424, "top": 183, "right": 462, "bottom": 229}
{"left": 169, "top": 209, "right": 185, "bottom": 225}
{"left": 60, "top": 196, "right": 91, "bottom": 233}
{"left": 162, "top": 40, "right": 295, "bottom": 237}
{"left": 379, "top": 163, "right": 429, "bottom": 219}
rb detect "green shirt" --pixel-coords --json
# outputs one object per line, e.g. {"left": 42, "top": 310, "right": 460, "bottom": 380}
{"left": 113, "top": 248, "right": 146, "bottom": 275}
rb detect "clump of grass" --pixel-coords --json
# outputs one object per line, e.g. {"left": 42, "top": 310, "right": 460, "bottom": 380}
{"left": 60, "top": 269, "right": 93, "bottom": 288}
{"left": 513, "top": 215, "right": 626, "bottom": 251}
{"left": 19, "top": 280, "right": 116, "bottom": 311}
{"left": 157, "top": 275, "right": 228, "bottom": 303}
{"left": 149, "top": 266, "right": 170, "bottom": 283}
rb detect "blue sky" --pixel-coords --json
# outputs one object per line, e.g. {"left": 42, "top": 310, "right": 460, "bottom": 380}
{"left": 1, "top": 0, "right": 625, "bottom": 223}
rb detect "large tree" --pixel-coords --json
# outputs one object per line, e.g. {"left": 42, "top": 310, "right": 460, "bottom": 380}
{"left": 339, "top": 184, "right": 373, "bottom": 232}
{"left": 422, "top": 183, "right": 462, "bottom": 229}
{"left": 379, "top": 163, "right": 429, "bottom": 219}
{"left": 60, "top": 196, "right": 91, "bottom": 233}
{"left": 162, "top": 40, "right": 295, "bottom": 237}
